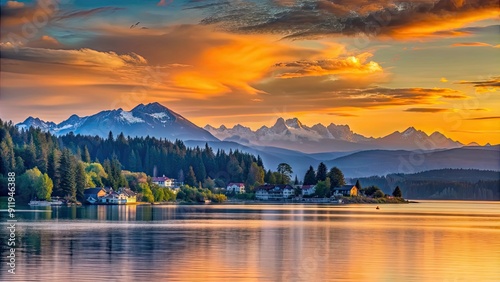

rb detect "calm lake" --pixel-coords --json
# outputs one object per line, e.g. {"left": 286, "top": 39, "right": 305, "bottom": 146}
{"left": 1, "top": 201, "right": 499, "bottom": 281}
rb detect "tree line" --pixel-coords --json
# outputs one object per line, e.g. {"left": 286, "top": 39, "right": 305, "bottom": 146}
{"left": 0, "top": 119, "right": 266, "bottom": 202}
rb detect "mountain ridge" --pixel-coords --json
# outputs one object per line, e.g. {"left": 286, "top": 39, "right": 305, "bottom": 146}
{"left": 16, "top": 102, "right": 218, "bottom": 142}
{"left": 205, "top": 117, "right": 465, "bottom": 153}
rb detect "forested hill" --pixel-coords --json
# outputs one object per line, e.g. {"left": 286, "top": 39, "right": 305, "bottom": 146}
{"left": 353, "top": 169, "right": 500, "bottom": 200}
{"left": 0, "top": 119, "right": 266, "bottom": 201}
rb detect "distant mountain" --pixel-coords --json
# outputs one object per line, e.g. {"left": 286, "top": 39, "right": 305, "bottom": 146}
{"left": 325, "top": 146, "right": 500, "bottom": 178}
{"left": 16, "top": 102, "right": 218, "bottom": 142}
{"left": 205, "top": 118, "right": 463, "bottom": 153}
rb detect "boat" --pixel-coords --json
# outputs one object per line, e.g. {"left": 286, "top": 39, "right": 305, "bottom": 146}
{"left": 28, "top": 200, "right": 63, "bottom": 206}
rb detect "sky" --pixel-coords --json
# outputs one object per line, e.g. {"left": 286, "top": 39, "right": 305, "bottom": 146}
{"left": 0, "top": 0, "right": 499, "bottom": 144}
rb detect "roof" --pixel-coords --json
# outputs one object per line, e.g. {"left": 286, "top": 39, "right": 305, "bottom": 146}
{"left": 256, "top": 184, "right": 293, "bottom": 191}
{"left": 84, "top": 188, "right": 105, "bottom": 195}
{"left": 227, "top": 183, "right": 245, "bottom": 187}
{"left": 333, "top": 185, "right": 356, "bottom": 191}
{"left": 302, "top": 185, "right": 316, "bottom": 190}
{"left": 152, "top": 176, "right": 172, "bottom": 182}
{"left": 118, "top": 188, "right": 137, "bottom": 197}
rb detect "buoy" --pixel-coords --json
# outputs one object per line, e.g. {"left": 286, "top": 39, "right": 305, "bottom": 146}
{"left": 376, "top": 206, "right": 380, "bottom": 210}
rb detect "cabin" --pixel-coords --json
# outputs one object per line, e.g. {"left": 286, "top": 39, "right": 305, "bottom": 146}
{"left": 226, "top": 183, "right": 245, "bottom": 194}
{"left": 301, "top": 185, "right": 316, "bottom": 196}
{"left": 84, "top": 188, "right": 106, "bottom": 204}
{"left": 152, "top": 175, "right": 174, "bottom": 188}
{"left": 333, "top": 185, "right": 358, "bottom": 197}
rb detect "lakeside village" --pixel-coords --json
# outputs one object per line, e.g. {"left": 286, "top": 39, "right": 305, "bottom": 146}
{"left": 30, "top": 170, "right": 406, "bottom": 206}
{"left": 1, "top": 122, "right": 405, "bottom": 207}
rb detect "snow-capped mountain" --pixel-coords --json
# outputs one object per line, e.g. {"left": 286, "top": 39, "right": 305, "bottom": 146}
{"left": 16, "top": 102, "right": 218, "bottom": 141}
{"left": 205, "top": 118, "right": 463, "bottom": 152}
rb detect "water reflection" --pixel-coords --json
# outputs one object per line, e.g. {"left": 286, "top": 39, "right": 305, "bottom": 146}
{"left": 1, "top": 201, "right": 499, "bottom": 281}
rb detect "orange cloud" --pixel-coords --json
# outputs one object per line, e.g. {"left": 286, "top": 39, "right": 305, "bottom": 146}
{"left": 451, "top": 42, "right": 497, "bottom": 47}
{"left": 274, "top": 52, "right": 382, "bottom": 79}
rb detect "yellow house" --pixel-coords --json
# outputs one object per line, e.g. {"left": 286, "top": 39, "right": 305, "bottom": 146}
{"left": 333, "top": 185, "right": 358, "bottom": 197}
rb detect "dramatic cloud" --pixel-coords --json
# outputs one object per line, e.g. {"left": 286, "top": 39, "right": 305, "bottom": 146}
{"left": 404, "top": 108, "right": 448, "bottom": 113}
{"left": 195, "top": 0, "right": 499, "bottom": 39}
{"left": 274, "top": 52, "right": 382, "bottom": 78}
{"left": 0, "top": 44, "right": 147, "bottom": 68}
{"left": 456, "top": 76, "right": 500, "bottom": 93}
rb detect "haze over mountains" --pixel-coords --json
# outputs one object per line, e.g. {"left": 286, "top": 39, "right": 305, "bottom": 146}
{"left": 205, "top": 118, "right": 464, "bottom": 153}
{"left": 16, "top": 102, "right": 499, "bottom": 178}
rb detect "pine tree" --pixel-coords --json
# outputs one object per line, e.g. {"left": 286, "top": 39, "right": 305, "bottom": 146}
{"left": 48, "top": 149, "right": 61, "bottom": 195}
{"left": 392, "top": 186, "right": 402, "bottom": 198}
{"left": 83, "top": 146, "right": 91, "bottom": 163}
{"left": 355, "top": 179, "right": 362, "bottom": 190}
{"left": 303, "top": 166, "right": 317, "bottom": 185}
{"left": 75, "top": 162, "right": 86, "bottom": 202}
{"left": 316, "top": 162, "right": 327, "bottom": 182}
{"left": 186, "top": 166, "right": 197, "bottom": 187}
{"left": 58, "top": 149, "right": 76, "bottom": 199}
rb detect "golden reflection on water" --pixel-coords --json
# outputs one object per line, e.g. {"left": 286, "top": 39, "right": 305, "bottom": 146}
{"left": 1, "top": 201, "right": 499, "bottom": 281}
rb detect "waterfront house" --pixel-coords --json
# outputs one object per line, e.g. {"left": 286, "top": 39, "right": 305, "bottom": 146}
{"left": 84, "top": 188, "right": 106, "bottom": 204}
{"left": 99, "top": 191, "right": 128, "bottom": 204}
{"left": 119, "top": 188, "right": 137, "bottom": 203}
{"left": 301, "top": 185, "right": 316, "bottom": 196}
{"left": 152, "top": 175, "right": 174, "bottom": 188}
{"left": 255, "top": 184, "right": 294, "bottom": 200}
{"left": 333, "top": 185, "right": 358, "bottom": 197}
{"left": 226, "top": 183, "right": 245, "bottom": 194}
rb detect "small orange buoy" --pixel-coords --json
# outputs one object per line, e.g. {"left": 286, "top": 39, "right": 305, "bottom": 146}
{"left": 376, "top": 206, "right": 380, "bottom": 210}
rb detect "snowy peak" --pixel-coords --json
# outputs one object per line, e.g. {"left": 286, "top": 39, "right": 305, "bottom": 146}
{"left": 17, "top": 117, "right": 56, "bottom": 131}
{"left": 204, "top": 119, "right": 466, "bottom": 152}
{"left": 285, "top": 118, "right": 303, "bottom": 129}
{"left": 15, "top": 102, "right": 218, "bottom": 142}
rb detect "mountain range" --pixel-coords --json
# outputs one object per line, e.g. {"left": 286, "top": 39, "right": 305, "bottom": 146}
{"left": 16, "top": 102, "right": 498, "bottom": 178}
{"left": 17, "top": 102, "right": 217, "bottom": 142}
{"left": 204, "top": 118, "right": 464, "bottom": 153}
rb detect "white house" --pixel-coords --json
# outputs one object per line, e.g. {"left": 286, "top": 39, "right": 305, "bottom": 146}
{"left": 256, "top": 188, "right": 270, "bottom": 200}
{"left": 255, "top": 184, "right": 294, "bottom": 200}
{"left": 152, "top": 175, "right": 174, "bottom": 188}
{"left": 98, "top": 188, "right": 137, "bottom": 204}
{"left": 226, "top": 183, "right": 245, "bottom": 194}
{"left": 282, "top": 186, "right": 295, "bottom": 199}
{"left": 301, "top": 185, "right": 316, "bottom": 196}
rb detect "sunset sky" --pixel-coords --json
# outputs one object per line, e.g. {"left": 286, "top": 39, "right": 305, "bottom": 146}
{"left": 0, "top": 0, "right": 499, "bottom": 144}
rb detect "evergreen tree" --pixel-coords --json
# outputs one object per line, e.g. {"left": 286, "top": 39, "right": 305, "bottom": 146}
{"left": 392, "top": 186, "right": 402, "bottom": 198}
{"left": 58, "top": 149, "right": 76, "bottom": 199}
{"left": 355, "top": 179, "right": 362, "bottom": 190}
{"left": 0, "top": 130, "right": 16, "bottom": 174}
{"left": 186, "top": 166, "right": 197, "bottom": 187}
{"left": 48, "top": 149, "right": 61, "bottom": 195}
{"left": 128, "top": 150, "right": 137, "bottom": 172}
{"left": 316, "top": 162, "right": 328, "bottom": 182}
{"left": 75, "top": 162, "right": 86, "bottom": 202}
{"left": 83, "top": 146, "right": 91, "bottom": 163}
{"left": 328, "top": 167, "right": 346, "bottom": 188}
{"left": 303, "top": 166, "right": 317, "bottom": 185}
